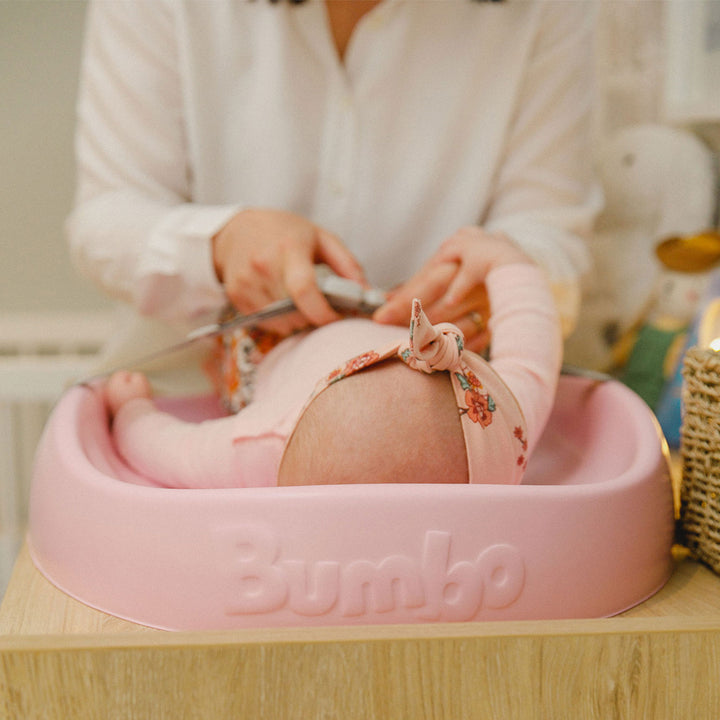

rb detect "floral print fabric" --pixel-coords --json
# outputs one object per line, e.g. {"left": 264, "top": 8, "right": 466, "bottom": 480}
{"left": 311, "top": 299, "right": 528, "bottom": 484}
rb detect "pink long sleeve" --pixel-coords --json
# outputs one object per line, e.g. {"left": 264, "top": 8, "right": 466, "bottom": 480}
{"left": 486, "top": 263, "right": 562, "bottom": 453}
{"left": 111, "top": 398, "right": 284, "bottom": 489}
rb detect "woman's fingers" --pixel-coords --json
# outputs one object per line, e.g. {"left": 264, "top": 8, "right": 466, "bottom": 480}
{"left": 373, "top": 262, "right": 457, "bottom": 325}
{"left": 422, "top": 281, "right": 489, "bottom": 325}
{"left": 212, "top": 208, "right": 367, "bottom": 333}
{"left": 451, "top": 313, "right": 491, "bottom": 354}
{"left": 373, "top": 247, "right": 493, "bottom": 348}
{"left": 315, "top": 228, "right": 367, "bottom": 286}
{"left": 283, "top": 247, "right": 342, "bottom": 327}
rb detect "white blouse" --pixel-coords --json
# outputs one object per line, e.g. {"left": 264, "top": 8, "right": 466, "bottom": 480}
{"left": 67, "top": 0, "right": 601, "bottom": 331}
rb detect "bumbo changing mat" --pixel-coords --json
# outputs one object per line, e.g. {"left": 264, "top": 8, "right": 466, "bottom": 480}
{"left": 27, "top": 375, "right": 675, "bottom": 630}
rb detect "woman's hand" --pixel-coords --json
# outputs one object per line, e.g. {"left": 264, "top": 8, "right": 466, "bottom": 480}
{"left": 373, "top": 227, "right": 532, "bottom": 353}
{"left": 212, "top": 208, "right": 366, "bottom": 335}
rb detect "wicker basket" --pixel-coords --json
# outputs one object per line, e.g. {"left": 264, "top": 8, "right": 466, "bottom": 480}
{"left": 679, "top": 346, "right": 720, "bottom": 573}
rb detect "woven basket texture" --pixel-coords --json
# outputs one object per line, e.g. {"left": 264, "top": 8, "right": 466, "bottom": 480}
{"left": 680, "top": 346, "right": 720, "bottom": 573}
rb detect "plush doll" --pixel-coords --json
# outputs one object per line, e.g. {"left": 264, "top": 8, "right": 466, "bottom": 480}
{"left": 619, "top": 233, "right": 720, "bottom": 411}
{"left": 564, "top": 123, "right": 717, "bottom": 371}
{"left": 654, "top": 239, "right": 720, "bottom": 445}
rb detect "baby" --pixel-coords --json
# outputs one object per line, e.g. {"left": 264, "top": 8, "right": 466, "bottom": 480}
{"left": 104, "top": 238, "right": 561, "bottom": 488}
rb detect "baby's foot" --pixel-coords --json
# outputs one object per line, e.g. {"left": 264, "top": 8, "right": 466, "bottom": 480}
{"left": 105, "top": 371, "right": 153, "bottom": 418}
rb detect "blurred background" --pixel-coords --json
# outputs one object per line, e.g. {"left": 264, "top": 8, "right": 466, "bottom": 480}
{"left": 1, "top": 1, "right": 111, "bottom": 314}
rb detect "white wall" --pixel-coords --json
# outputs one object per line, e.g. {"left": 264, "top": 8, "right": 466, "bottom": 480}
{"left": 1, "top": 0, "right": 110, "bottom": 313}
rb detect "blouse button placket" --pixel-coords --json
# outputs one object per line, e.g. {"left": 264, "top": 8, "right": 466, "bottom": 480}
{"left": 317, "top": 80, "right": 358, "bottom": 236}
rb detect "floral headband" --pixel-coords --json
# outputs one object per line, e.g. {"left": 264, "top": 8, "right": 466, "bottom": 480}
{"left": 300, "top": 299, "right": 528, "bottom": 485}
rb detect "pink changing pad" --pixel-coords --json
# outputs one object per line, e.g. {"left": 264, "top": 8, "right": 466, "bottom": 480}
{"left": 27, "top": 376, "right": 675, "bottom": 631}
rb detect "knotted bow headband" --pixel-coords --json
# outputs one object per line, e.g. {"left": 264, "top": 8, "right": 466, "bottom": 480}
{"left": 304, "top": 299, "right": 528, "bottom": 485}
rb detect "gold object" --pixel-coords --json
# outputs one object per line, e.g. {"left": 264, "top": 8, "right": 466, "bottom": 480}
{"left": 655, "top": 231, "right": 720, "bottom": 273}
{"left": 469, "top": 311, "right": 485, "bottom": 333}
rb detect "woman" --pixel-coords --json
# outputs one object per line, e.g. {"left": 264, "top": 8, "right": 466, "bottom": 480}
{"left": 67, "top": 0, "right": 601, "bottom": 358}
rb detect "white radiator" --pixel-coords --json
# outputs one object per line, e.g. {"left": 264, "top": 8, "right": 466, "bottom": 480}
{"left": 0, "top": 312, "right": 112, "bottom": 595}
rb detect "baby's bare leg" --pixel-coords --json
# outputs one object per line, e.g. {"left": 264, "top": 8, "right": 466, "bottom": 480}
{"left": 104, "top": 371, "right": 153, "bottom": 418}
{"left": 278, "top": 361, "right": 467, "bottom": 486}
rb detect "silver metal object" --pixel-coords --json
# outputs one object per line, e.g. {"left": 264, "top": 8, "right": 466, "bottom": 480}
{"left": 560, "top": 364, "right": 614, "bottom": 383}
{"left": 77, "top": 269, "right": 387, "bottom": 384}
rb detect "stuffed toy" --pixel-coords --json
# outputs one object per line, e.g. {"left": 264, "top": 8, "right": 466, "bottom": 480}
{"left": 619, "top": 233, "right": 720, "bottom": 411}
{"left": 564, "top": 123, "right": 717, "bottom": 371}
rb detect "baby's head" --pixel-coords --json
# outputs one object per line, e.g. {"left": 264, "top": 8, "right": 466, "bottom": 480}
{"left": 278, "top": 360, "right": 467, "bottom": 486}
{"left": 278, "top": 299, "right": 528, "bottom": 487}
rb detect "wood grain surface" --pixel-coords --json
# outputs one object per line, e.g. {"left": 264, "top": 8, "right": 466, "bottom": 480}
{"left": 2, "top": 543, "right": 720, "bottom": 719}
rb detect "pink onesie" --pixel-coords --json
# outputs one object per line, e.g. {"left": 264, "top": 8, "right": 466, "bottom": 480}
{"left": 111, "top": 264, "right": 561, "bottom": 488}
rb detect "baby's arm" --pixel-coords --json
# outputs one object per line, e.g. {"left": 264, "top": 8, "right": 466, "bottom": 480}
{"left": 422, "top": 232, "right": 561, "bottom": 453}
{"left": 485, "top": 263, "right": 562, "bottom": 454}
{"left": 105, "top": 372, "right": 281, "bottom": 488}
